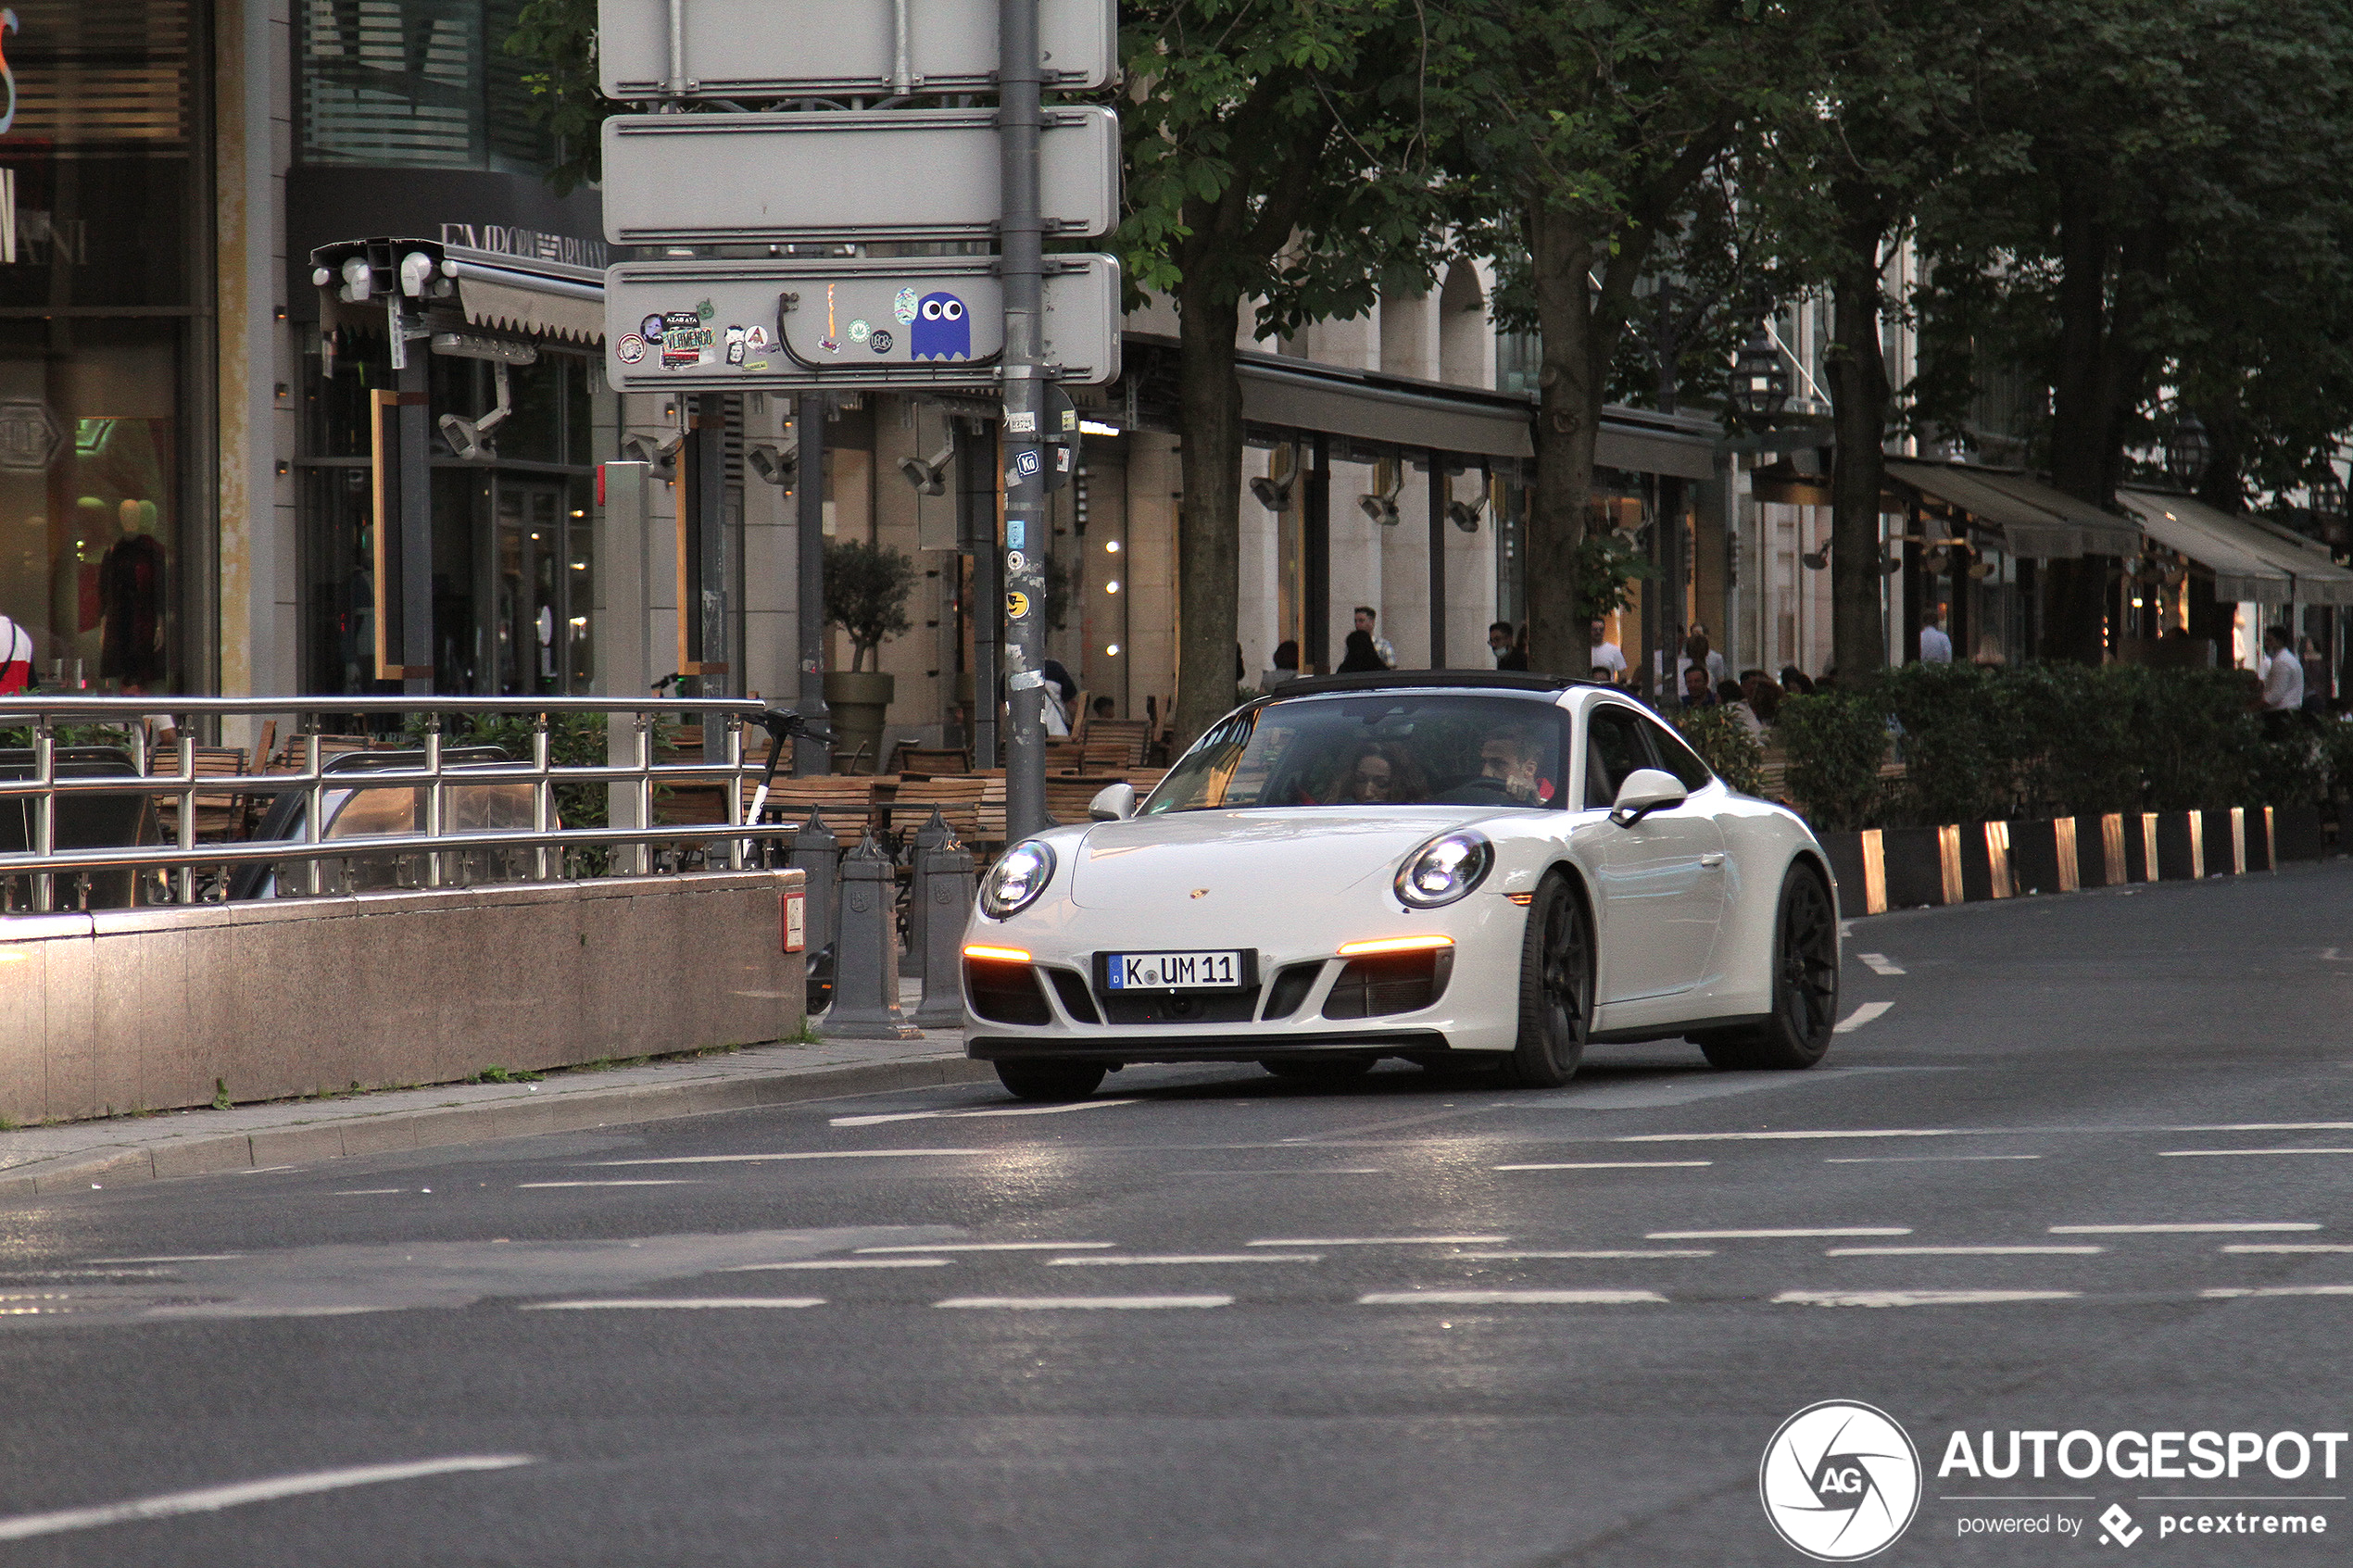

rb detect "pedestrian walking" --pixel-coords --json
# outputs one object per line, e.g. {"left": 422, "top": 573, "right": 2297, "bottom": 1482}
{"left": 1587, "top": 619, "right": 1625, "bottom": 682}
{"left": 1919, "top": 607, "right": 1953, "bottom": 663}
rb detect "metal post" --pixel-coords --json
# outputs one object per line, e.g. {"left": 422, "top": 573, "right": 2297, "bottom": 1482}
{"left": 903, "top": 806, "right": 950, "bottom": 976}
{"left": 912, "top": 834, "right": 975, "bottom": 1030}
{"left": 174, "top": 720, "right": 195, "bottom": 904}
{"left": 793, "top": 393, "right": 831, "bottom": 775}
{"left": 531, "top": 713, "right": 553, "bottom": 883}
{"left": 694, "top": 395, "right": 730, "bottom": 761}
{"left": 787, "top": 810, "right": 842, "bottom": 961}
{"left": 1428, "top": 452, "right": 1449, "bottom": 669}
{"left": 31, "top": 720, "right": 52, "bottom": 913}
{"left": 723, "top": 712, "right": 746, "bottom": 870}
{"left": 397, "top": 353, "right": 434, "bottom": 697}
{"left": 422, "top": 718, "right": 445, "bottom": 888}
{"left": 1000, "top": 0, "right": 1049, "bottom": 843}
{"left": 821, "top": 835, "right": 921, "bottom": 1038}
{"left": 966, "top": 428, "right": 1001, "bottom": 769}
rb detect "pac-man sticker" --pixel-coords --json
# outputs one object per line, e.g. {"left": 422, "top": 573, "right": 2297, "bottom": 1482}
{"left": 848, "top": 320, "right": 871, "bottom": 343}
{"left": 893, "top": 287, "right": 919, "bottom": 324}
{"left": 615, "top": 333, "right": 647, "bottom": 365}
{"left": 1006, "top": 591, "right": 1031, "bottom": 620}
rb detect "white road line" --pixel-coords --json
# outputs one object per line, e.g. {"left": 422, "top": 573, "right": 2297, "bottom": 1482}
{"left": 831, "top": 1099, "right": 1139, "bottom": 1127}
{"left": 1246, "top": 1236, "right": 1508, "bottom": 1248}
{"left": 84, "top": 1255, "right": 243, "bottom": 1264}
{"left": 1649, "top": 1227, "right": 1911, "bottom": 1240}
{"left": 2170, "top": 1122, "right": 2353, "bottom": 1132}
{"left": 1358, "top": 1290, "right": 1666, "bottom": 1306}
{"left": 1455, "top": 1249, "right": 1715, "bottom": 1260}
{"left": 1492, "top": 1160, "right": 1712, "bottom": 1171}
{"left": 591, "top": 1149, "right": 988, "bottom": 1166}
{"left": 1856, "top": 953, "right": 1906, "bottom": 975}
{"left": 1777, "top": 1289, "right": 2080, "bottom": 1308}
{"left": 2203, "top": 1286, "right": 2353, "bottom": 1298}
{"left": 1827, "top": 1155, "right": 2042, "bottom": 1164}
{"left": 934, "top": 1296, "right": 1231, "bottom": 1310}
{"left": 1172, "top": 1169, "right": 1388, "bottom": 1176}
{"left": 727, "top": 1259, "right": 950, "bottom": 1270}
{"left": 0, "top": 1455, "right": 536, "bottom": 1544}
{"left": 1046, "top": 1254, "right": 1320, "bottom": 1265}
{"left": 2160, "top": 1148, "right": 2353, "bottom": 1159}
{"left": 332, "top": 1189, "right": 408, "bottom": 1196}
{"left": 522, "top": 1298, "right": 824, "bottom": 1311}
{"left": 2050, "top": 1223, "right": 2322, "bottom": 1234}
{"left": 239, "top": 1166, "right": 301, "bottom": 1175}
{"left": 516, "top": 1181, "right": 700, "bottom": 1188}
{"left": 855, "top": 1241, "right": 1114, "bottom": 1253}
{"left": 1618, "top": 1129, "right": 1960, "bottom": 1143}
{"left": 1827, "top": 1246, "right": 2105, "bottom": 1257}
{"left": 1834, "top": 1001, "right": 1895, "bottom": 1033}
{"left": 2222, "top": 1244, "right": 2353, "bottom": 1254}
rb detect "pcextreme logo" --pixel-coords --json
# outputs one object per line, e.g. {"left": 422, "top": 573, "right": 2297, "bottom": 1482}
{"left": 1761, "top": 1400, "right": 1924, "bottom": 1562}
{"left": 0, "top": 10, "right": 16, "bottom": 137}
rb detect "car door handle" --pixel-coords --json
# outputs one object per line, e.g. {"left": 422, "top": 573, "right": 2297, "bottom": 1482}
{"left": 1699, "top": 853, "right": 1725, "bottom": 869}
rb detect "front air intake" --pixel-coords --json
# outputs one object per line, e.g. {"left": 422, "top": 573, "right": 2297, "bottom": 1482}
{"left": 1321, "top": 947, "right": 1453, "bottom": 1020}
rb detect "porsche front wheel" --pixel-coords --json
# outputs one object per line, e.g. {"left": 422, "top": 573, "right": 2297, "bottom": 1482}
{"left": 994, "top": 1060, "right": 1109, "bottom": 1102}
{"left": 1700, "top": 864, "right": 1838, "bottom": 1071}
{"left": 1505, "top": 874, "right": 1592, "bottom": 1089}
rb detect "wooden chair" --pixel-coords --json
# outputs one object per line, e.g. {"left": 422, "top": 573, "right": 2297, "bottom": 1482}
{"left": 887, "top": 774, "right": 988, "bottom": 844}
{"left": 1069, "top": 690, "right": 1093, "bottom": 742}
{"left": 764, "top": 774, "right": 887, "bottom": 845}
{"left": 1044, "top": 773, "right": 1132, "bottom": 825}
{"left": 1044, "top": 739, "right": 1087, "bottom": 773}
{"left": 892, "top": 746, "right": 972, "bottom": 778}
{"left": 151, "top": 746, "right": 252, "bottom": 841}
{"left": 266, "top": 735, "right": 373, "bottom": 771}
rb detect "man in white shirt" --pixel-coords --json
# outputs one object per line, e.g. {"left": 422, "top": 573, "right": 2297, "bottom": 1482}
{"left": 1588, "top": 619, "right": 1627, "bottom": 683}
{"left": 1919, "top": 607, "right": 1953, "bottom": 664}
{"left": 2262, "top": 625, "right": 2305, "bottom": 711}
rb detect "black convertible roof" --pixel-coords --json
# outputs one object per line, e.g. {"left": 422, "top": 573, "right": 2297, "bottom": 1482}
{"left": 1267, "top": 671, "right": 1607, "bottom": 698}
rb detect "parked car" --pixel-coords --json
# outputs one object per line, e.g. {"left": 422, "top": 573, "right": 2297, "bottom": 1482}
{"left": 0, "top": 746, "right": 159, "bottom": 910}
{"left": 960, "top": 672, "right": 1842, "bottom": 1100}
{"left": 231, "top": 747, "right": 543, "bottom": 899}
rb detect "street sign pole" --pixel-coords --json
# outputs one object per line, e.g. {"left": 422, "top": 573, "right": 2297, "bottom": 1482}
{"left": 794, "top": 392, "right": 831, "bottom": 776}
{"left": 1000, "top": 0, "right": 1049, "bottom": 843}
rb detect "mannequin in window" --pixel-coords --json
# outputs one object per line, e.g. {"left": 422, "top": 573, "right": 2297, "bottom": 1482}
{"left": 101, "top": 500, "right": 167, "bottom": 689}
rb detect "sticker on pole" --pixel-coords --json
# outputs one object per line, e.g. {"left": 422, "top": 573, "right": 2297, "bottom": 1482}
{"left": 1006, "top": 591, "right": 1031, "bottom": 620}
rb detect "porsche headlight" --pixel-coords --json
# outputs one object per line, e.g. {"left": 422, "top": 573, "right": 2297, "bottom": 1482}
{"left": 1394, "top": 831, "right": 1493, "bottom": 909}
{"left": 981, "top": 839, "right": 1057, "bottom": 919}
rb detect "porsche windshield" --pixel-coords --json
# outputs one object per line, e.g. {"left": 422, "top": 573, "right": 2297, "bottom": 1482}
{"left": 1141, "top": 694, "right": 1572, "bottom": 813}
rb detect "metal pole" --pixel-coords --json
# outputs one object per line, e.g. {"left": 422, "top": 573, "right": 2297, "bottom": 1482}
{"left": 967, "top": 428, "right": 1001, "bottom": 771}
{"left": 1000, "top": 0, "right": 1048, "bottom": 843}
{"left": 793, "top": 393, "right": 831, "bottom": 775}
{"left": 1427, "top": 452, "right": 1448, "bottom": 668}
{"left": 694, "top": 395, "right": 730, "bottom": 762}
{"left": 397, "top": 353, "right": 433, "bottom": 697}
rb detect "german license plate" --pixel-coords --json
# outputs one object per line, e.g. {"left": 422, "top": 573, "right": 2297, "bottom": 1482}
{"left": 1105, "top": 950, "right": 1244, "bottom": 990}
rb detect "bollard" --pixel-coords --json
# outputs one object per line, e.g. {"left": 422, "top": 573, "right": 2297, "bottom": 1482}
{"left": 901, "top": 808, "right": 951, "bottom": 976}
{"left": 912, "top": 834, "right": 975, "bottom": 1029}
{"left": 822, "top": 834, "right": 922, "bottom": 1038}
{"left": 787, "top": 811, "right": 842, "bottom": 965}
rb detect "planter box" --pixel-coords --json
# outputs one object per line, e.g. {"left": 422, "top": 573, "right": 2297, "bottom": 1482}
{"left": 1879, "top": 825, "right": 1948, "bottom": 909}
{"left": 2275, "top": 802, "right": 2327, "bottom": 862}
{"left": 2010, "top": 819, "right": 2072, "bottom": 896}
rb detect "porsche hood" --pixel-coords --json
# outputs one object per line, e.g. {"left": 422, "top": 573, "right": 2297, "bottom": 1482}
{"left": 1067, "top": 807, "right": 1500, "bottom": 912}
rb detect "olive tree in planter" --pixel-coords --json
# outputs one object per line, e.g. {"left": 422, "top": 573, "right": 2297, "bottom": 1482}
{"left": 823, "top": 538, "right": 916, "bottom": 773}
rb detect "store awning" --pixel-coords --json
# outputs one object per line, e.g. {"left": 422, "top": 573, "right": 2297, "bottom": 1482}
{"left": 443, "top": 246, "right": 606, "bottom": 345}
{"left": 1237, "top": 355, "right": 1535, "bottom": 459}
{"left": 2117, "top": 490, "right": 2353, "bottom": 605}
{"left": 1885, "top": 459, "right": 2142, "bottom": 558}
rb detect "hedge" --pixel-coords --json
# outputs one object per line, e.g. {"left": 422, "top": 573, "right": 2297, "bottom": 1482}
{"left": 1775, "top": 664, "right": 2346, "bottom": 831}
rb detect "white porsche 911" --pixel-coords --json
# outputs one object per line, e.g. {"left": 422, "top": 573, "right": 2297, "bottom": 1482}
{"left": 960, "top": 672, "right": 1841, "bottom": 1101}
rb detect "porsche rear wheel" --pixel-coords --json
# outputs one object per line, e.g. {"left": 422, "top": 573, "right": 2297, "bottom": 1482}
{"left": 994, "top": 1060, "right": 1109, "bottom": 1102}
{"left": 1700, "top": 863, "right": 1838, "bottom": 1071}
{"left": 1505, "top": 873, "right": 1592, "bottom": 1089}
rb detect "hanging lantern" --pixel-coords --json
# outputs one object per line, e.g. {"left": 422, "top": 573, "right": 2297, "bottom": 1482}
{"left": 2165, "top": 413, "right": 2211, "bottom": 487}
{"left": 1730, "top": 328, "right": 1790, "bottom": 423}
{"left": 2313, "top": 464, "right": 2347, "bottom": 544}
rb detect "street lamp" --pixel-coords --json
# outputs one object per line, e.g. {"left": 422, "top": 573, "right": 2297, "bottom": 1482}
{"left": 2311, "top": 464, "right": 2347, "bottom": 544}
{"left": 2165, "top": 412, "right": 2211, "bottom": 488}
{"left": 1730, "top": 328, "right": 1790, "bottom": 424}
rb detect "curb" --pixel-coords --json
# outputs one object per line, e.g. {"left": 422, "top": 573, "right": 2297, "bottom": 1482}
{"left": 0, "top": 1052, "right": 997, "bottom": 1200}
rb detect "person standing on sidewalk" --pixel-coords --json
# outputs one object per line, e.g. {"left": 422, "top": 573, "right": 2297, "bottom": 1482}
{"left": 2260, "top": 624, "right": 2305, "bottom": 736}
{"left": 1919, "top": 607, "right": 1953, "bottom": 663}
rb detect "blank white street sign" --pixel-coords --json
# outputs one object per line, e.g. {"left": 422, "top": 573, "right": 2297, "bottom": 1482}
{"left": 605, "top": 255, "right": 1124, "bottom": 391}
{"left": 599, "top": 0, "right": 1117, "bottom": 98}
{"left": 600, "top": 107, "right": 1120, "bottom": 245}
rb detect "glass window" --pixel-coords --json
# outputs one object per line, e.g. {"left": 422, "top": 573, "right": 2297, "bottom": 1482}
{"left": 1584, "top": 704, "right": 1653, "bottom": 809}
{"left": 297, "top": 0, "right": 553, "bottom": 173}
{"left": 1143, "top": 693, "right": 1572, "bottom": 813}
{"left": 1642, "top": 714, "right": 1715, "bottom": 791}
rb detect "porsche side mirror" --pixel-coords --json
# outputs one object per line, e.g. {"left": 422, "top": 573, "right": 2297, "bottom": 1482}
{"left": 1610, "top": 768, "right": 1688, "bottom": 827}
{"left": 1088, "top": 782, "right": 1137, "bottom": 822}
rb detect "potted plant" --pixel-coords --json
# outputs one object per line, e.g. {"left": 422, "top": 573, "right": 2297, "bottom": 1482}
{"left": 822, "top": 538, "right": 916, "bottom": 772}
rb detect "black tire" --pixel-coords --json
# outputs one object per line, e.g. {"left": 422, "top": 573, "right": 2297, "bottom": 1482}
{"left": 1504, "top": 873, "right": 1592, "bottom": 1088}
{"left": 1259, "top": 1057, "right": 1378, "bottom": 1081}
{"left": 1700, "top": 863, "right": 1839, "bottom": 1071}
{"left": 994, "top": 1060, "right": 1109, "bottom": 1102}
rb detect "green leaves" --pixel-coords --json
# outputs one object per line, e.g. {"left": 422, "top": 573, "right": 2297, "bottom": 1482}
{"left": 822, "top": 540, "right": 918, "bottom": 673}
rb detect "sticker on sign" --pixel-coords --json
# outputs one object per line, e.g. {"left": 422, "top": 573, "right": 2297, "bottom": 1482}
{"left": 1105, "top": 951, "right": 1246, "bottom": 991}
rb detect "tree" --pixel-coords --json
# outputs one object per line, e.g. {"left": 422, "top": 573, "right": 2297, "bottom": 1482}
{"left": 822, "top": 539, "right": 916, "bottom": 672}
{"left": 1116, "top": 2, "right": 1443, "bottom": 746}
{"left": 504, "top": 0, "right": 610, "bottom": 194}
{"left": 1433, "top": 0, "right": 1828, "bottom": 678}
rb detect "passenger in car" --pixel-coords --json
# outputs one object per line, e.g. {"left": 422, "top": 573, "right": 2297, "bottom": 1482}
{"left": 1329, "top": 742, "right": 1424, "bottom": 805}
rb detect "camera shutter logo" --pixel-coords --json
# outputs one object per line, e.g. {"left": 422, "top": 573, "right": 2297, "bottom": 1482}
{"left": 1759, "top": 1400, "right": 1921, "bottom": 1562}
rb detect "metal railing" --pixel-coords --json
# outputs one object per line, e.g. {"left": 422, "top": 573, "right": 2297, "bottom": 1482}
{"left": 0, "top": 696, "right": 806, "bottom": 914}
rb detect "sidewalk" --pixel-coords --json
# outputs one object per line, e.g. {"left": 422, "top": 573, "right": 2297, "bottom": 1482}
{"left": 0, "top": 1005, "right": 987, "bottom": 1199}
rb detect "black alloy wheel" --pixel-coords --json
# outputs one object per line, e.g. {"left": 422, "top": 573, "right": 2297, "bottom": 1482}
{"left": 1701, "top": 863, "right": 1839, "bottom": 1071}
{"left": 994, "top": 1060, "right": 1109, "bottom": 1102}
{"left": 1506, "top": 874, "right": 1592, "bottom": 1088}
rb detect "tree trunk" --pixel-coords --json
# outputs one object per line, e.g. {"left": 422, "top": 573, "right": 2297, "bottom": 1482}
{"left": 1827, "top": 235, "right": 1891, "bottom": 676}
{"left": 2043, "top": 173, "right": 2120, "bottom": 665}
{"left": 1173, "top": 278, "right": 1245, "bottom": 750}
{"left": 1526, "top": 205, "right": 1595, "bottom": 680}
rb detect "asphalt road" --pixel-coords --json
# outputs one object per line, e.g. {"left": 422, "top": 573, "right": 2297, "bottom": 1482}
{"left": 5, "top": 862, "right": 2353, "bottom": 1567}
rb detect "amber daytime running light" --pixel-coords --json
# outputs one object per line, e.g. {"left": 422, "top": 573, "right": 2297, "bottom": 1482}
{"left": 1336, "top": 935, "right": 1456, "bottom": 958}
{"left": 962, "top": 944, "right": 1034, "bottom": 963}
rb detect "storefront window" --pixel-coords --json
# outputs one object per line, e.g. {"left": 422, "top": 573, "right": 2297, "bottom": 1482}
{"left": 297, "top": 0, "right": 553, "bottom": 174}
{"left": 0, "top": 0, "right": 204, "bottom": 693}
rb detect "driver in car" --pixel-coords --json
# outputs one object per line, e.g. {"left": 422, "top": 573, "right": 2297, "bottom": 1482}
{"left": 1478, "top": 727, "right": 1545, "bottom": 804}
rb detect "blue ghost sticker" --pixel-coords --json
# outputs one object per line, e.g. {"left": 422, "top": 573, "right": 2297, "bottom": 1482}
{"left": 910, "top": 293, "right": 971, "bottom": 361}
